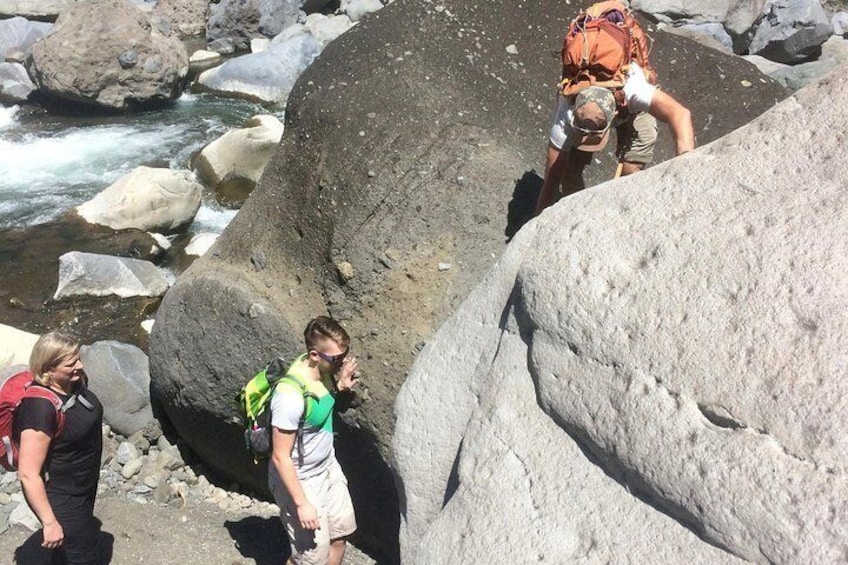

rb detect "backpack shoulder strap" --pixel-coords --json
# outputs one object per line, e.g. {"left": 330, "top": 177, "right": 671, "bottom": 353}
{"left": 21, "top": 386, "right": 67, "bottom": 437}
{"left": 275, "top": 373, "right": 320, "bottom": 467}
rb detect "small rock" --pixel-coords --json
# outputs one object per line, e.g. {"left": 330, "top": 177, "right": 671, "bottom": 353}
{"left": 116, "top": 441, "right": 140, "bottom": 466}
{"left": 128, "top": 430, "right": 151, "bottom": 453}
{"left": 0, "top": 492, "right": 11, "bottom": 505}
{"left": 335, "top": 260, "right": 356, "bottom": 284}
{"left": 505, "top": 44, "right": 518, "bottom": 54}
{"left": 740, "top": 80, "right": 752, "bottom": 88}
{"left": 249, "top": 303, "right": 267, "bottom": 318}
{"left": 121, "top": 458, "right": 143, "bottom": 479}
{"left": 9, "top": 502, "right": 40, "bottom": 532}
{"left": 438, "top": 262, "right": 453, "bottom": 271}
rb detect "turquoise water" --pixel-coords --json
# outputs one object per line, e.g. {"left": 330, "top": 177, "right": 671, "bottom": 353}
{"left": 0, "top": 94, "right": 282, "bottom": 233}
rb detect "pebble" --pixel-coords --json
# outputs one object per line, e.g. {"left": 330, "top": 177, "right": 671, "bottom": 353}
{"left": 438, "top": 262, "right": 453, "bottom": 271}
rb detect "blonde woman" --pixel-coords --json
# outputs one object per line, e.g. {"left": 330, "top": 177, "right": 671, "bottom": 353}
{"left": 14, "top": 332, "right": 103, "bottom": 565}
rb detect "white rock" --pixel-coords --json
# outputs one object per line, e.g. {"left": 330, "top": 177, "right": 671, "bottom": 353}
{"left": 141, "top": 319, "right": 155, "bottom": 334}
{"left": 189, "top": 49, "right": 222, "bottom": 64}
{"left": 184, "top": 233, "right": 219, "bottom": 257}
{"left": 116, "top": 441, "right": 140, "bottom": 466}
{"left": 8, "top": 502, "right": 40, "bottom": 532}
{"left": 341, "top": 0, "right": 383, "bottom": 22}
{"left": 250, "top": 38, "right": 270, "bottom": 53}
{"left": 53, "top": 251, "right": 170, "bottom": 300}
{"left": 192, "top": 114, "right": 284, "bottom": 200}
{"left": 148, "top": 232, "right": 172, "bottom": 252}
{"left": 303, "top": 14, "right": 354, "bottom": 45}
{"left": 76, "top": 167, "right": 202, "bottom": 233}
{"left": 121, "top": 457, "right": 143, "bottom": 479}
{"left": 0, "top": 325, "right": 38, "bottom": 370}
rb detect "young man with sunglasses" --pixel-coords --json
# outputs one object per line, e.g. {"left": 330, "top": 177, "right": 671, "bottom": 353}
{"left": 534, "top": 61, "right": 695, "bottom": 215}
{"left": 269, "top": 316, "right": 360, "bottom": 565}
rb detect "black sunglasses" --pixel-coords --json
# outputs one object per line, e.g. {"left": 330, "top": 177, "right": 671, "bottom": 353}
{"left": 313, "top": 349, "right": 348, "bottom": 364}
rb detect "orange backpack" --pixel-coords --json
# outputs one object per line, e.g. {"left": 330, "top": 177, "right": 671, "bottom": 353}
{"left": 560, "top": 1, "right": 656, "bottom": 98}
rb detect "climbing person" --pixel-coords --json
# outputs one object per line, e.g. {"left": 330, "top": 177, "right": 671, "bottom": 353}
{"left": 535, "top": 0, "right": 695, "bottom": 215}
{"left": 268, "top": 316, "right": 360, "bottom": 565}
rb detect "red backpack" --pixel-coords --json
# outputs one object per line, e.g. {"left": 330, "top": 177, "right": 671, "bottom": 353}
{"left": 560, "top": 1, "right": 656, "bottom": 98}
{"left": 0, "top": 370, "right": 66, "bottom": 471}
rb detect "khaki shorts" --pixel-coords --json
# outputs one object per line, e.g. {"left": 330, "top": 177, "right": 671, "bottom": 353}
{"left": 270, "top": 458, "right": 357, "bottom": 565}
{"left": 616, "top": 111, "right": 658, "bottom": 165}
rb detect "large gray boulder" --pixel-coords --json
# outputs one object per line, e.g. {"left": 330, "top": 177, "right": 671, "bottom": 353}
{"left": 26, "top": 0, "right": 189, "bottom": 110}
{"left": 747, "top": 0, "right": 833, "bottom": 62}
{"left": 82, "top": 341, "right": 154, "bottom": 437}
{"left": 632, "top": 0, "right": 768, "bottom": 36}
{"left": 76, "top": 166, "right": 202, "bottom": 233}
{"left": 150, "top": 0, "right": 785, "bottom": 558}
{"left": 745, "top": 35, "right": 848, "bottom": 90}
{"left": 196, "top": 26, "right": 322, "bottom": 104}
{"left": 393, "top": 64, "right": 848, "bottom": 564}
{"left": 54, "top": 251, "right": 169, "bottom": 300}
{"left": 0, "top": 16, "right": 52, "bottom": 60}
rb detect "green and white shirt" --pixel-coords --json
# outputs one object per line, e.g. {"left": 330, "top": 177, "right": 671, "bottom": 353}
{"left": 269, "top": 354, "right": 336, "bottom": 479}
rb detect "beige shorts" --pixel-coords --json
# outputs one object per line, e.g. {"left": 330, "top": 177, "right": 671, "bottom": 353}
{"left": 616, "top": 111, "right": 658, "bottom": 165}
{"left": 270, "top": 457, "right": 357, "bottom": 564}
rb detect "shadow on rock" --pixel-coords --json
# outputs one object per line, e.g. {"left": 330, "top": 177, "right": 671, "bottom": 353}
{"left": 224, "top": 515, "right": 290, "bottom": 565}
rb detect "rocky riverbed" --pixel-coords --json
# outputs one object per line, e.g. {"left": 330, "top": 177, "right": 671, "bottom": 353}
{"left": 0, "top": 422, "right": 377, "bottom": 564}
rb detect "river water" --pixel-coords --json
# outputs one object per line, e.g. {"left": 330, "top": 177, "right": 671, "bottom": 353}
{"left": 0, "top": 94, "right": 281, "bottom": 234}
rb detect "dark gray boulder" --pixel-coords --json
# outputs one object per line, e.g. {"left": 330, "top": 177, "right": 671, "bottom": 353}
{"left": 26, "top": 0, "right": 189, "bottom": 110}
{"left": 206, "top": 0, "right": 301, "bottom": 50}
{"left": 747, "top": 0, "right": 833, "bottom": 62}
{"left": 149, "top": 0, "right": 786, "bottom": 558}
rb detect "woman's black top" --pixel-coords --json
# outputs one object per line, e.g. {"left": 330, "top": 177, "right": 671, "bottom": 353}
{"left": 13, "top": 383, "right": 103, "bottom": 497}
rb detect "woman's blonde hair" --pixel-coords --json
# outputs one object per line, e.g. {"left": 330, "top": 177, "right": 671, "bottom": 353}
{"left": 29, "top": 331, "right": 80, "bottom": 387}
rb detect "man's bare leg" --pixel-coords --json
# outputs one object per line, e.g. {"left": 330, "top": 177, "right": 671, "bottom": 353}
{"left": 535, "top": 145, "right": 592, "bottom": 215}
{"left": 328, "top": 538, "right": 346, "bottom": 565}
{"left": 618, "top": 161, "right": 644, "bottom": 177}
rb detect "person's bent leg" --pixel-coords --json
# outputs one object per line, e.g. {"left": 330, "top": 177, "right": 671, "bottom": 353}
{"left": 616, "top": 111, "right": 657, "bottom": 179}
{"left": 535, "top": 144, "right": 567, "bottom": 215}
{"left": 328, "top": 538, "right": 347, "bottom": 565}
{"left": 559, "top": 148, "right": 591, "bottom": 196}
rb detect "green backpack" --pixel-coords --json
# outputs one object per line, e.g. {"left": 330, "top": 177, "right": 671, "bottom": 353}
{"left": 237, "top": 356, "right": 317, "bottom": 464}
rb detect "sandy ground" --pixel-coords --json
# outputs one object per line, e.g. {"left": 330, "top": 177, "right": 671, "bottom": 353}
{"left": 0, "top": 494, "right": 376, "bottom": 565}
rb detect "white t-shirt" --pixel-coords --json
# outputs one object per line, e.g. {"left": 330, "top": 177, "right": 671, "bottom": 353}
{"left": 268, "top": 364, "right": 335, "bottom": 480}
{"left": 549, "top": 62, "right": 657, "bottom": 150}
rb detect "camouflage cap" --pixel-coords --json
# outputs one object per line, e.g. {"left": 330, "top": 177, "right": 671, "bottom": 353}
{"left": 571, "top": 86, "right": 616, "bottom": 152}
